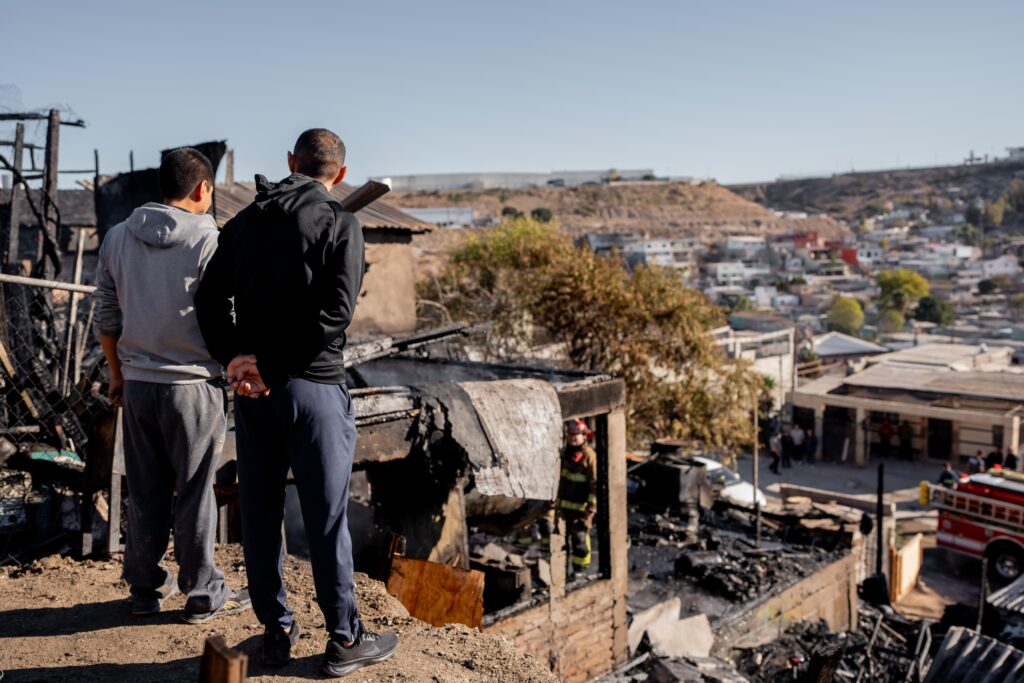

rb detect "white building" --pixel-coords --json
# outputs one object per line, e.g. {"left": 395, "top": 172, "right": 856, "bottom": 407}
{"left": 372, "top": 169, "right": 654, "bottom": 191}
{"left": 708, "top": 261, "right": 745, "bottom": 286}
{"left": 856, "top": 246, "right": 884, "bottom": 268}
{"left": 981, "top": 255, "right": 1021, "bottom": 280}
{"left": 725, "top": 235, "right": 767, "bottom": 257}
{"left": 401, "top": 206, "right": 475, "bottom": 228}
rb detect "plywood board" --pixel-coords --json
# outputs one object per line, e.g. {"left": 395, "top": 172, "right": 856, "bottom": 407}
{"left": 387, "top": 556, "right": 484, "bottom": 629}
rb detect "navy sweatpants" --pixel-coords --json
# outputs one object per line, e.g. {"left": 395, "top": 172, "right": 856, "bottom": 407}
{"left": 234, "top": 378, "right": 362, "bottom": 642}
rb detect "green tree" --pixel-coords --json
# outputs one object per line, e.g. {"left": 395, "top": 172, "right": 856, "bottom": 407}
{"left": 986, "top": 197, "right": 1007, "bottom": 227}
{"left": 501, "top": 206, "right": 523, "bottom": 220}
{"left": 729, "top": 295, "right": 753, "bottom": 312}
{"left": 978, "top": 279, "right": 998, "bottom": 295}
{"left": 418, "top": 218, "right": 766, "bottom": 447}
{"left": 530, "top": 207, "right": 553, "bottom": 223}
{"left": 878, "top": 309, "right": 906, "bottom": 333}
{"left": 827, "top": 296, "right": 865, "bottom": 335}
{"left": 877, "top": 268, "right": 929, "bottom": 314}
{"left": 914, "top": 295, "right": 954, "bottom": 325}
{"left": 1006, "top": 179, "right": 1024, "bottom": 213}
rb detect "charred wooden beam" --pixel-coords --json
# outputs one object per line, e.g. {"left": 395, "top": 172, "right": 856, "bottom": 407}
{"left": 0, "top": 112, "right": 86, "bottom": 127}
{"left": 41, "top": 109, "right": 61, "bottom": 265}
{"left": 4, "top": 123, "right": 24, "bottom": 266}
{"left": 354, "top": 414, "right": 419, "bottom": 466}
{"left": 557, "top": 377, "right": 626, "bottom": 419}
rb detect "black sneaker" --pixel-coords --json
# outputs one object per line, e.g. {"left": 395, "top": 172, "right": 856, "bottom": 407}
{"left": 131, "top": 578, "right": 178, "bottom": 616}
{"left": 180, "top": 588, "right": 252, "bottom": 624}
{"left": 321, "top": 629, "right": 399, "bottom": 678}
{"left": 262, "top": 622, "right": 301, "bottom": 667}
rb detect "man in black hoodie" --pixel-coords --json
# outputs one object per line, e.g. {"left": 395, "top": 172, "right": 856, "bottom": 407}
{"left": 195, "top": 129, "right": 397, "bottom": 677}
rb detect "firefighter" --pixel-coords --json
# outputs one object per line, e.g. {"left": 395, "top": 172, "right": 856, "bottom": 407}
{"left": 540, "top": 419, "right": 598, "bottom": 573}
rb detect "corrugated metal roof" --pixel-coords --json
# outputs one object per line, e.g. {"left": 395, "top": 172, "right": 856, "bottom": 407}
{"left": 924, "top": 627, "right": 1024, "bottom": 683}
{"left": 842, "top": 364, "right": 1024, "bottom": 403}
{"left": 1, "top": 188, "right": 96, "bottom": 227}
{"left": 214, "top": 182, "right": 432, "bottom": 232}
{"left": 989, "top": 574, "right": 1024, "bottom": 616}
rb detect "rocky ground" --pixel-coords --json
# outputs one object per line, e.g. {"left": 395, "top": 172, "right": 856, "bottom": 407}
{"left": 0, "top": 544, "right": 557, "bottom": 682}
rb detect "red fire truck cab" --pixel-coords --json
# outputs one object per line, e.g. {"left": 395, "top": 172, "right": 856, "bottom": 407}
{"left": 923, "top": 469, "right": 1024, "bottom": 584}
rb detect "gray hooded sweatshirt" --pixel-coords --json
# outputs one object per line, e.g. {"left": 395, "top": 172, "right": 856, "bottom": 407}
{"left": 92, "top": 203, "right": 222, "bottom": 383}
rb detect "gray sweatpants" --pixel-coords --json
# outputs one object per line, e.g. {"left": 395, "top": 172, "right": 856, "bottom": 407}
{"left": 122, "top": 380, "right": 229, "bottom": 614}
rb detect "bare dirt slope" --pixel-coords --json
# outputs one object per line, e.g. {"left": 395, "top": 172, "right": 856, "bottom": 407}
{"left": 391, "top": 182, "right": 846, "bottom": 239}
{"left": 0, "top": 545, "right": 557, "bottom": 682}
{"left": 731, "top": 160, "right": 1024, "bottom": 224}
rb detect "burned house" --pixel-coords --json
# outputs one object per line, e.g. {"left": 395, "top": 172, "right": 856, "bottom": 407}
{"left": 214, "top": 181, "right": 432, "bottom": 337}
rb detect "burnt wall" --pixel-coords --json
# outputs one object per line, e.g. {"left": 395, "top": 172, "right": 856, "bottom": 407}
{"left": 713, "top": 554, "right": 858, "bottom": 654}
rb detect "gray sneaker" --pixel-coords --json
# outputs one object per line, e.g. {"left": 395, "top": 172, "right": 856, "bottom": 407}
{"left": 321, "top": 629, "right": 398, "bottom": 678}
{"left": 131, "top": 577, "right": 178, "bottom": 616}
{"left": 180, "top": 588, "right": 252, "bottom": 624}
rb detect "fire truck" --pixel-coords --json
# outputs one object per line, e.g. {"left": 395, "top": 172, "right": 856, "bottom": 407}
{"left": 921, "top": 468, "right": 1024, "bottom": 584}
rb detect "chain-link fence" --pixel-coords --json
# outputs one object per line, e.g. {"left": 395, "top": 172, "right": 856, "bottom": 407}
{"left": 0, "top": 272, "right": 113, "bottom": 554}
{"left": 0, "top": 272, "right": 107, "bottom": 451}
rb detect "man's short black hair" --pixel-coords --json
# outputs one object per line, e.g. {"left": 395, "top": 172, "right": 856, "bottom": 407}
{"left": 159, "top": 147, "right": 214, "bottom": 201}
{"left": 292, "top": 128, "right": 346, "bottom": 181}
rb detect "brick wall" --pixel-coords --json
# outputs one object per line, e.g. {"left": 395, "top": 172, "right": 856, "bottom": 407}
{"left": 486, "top": 580, "right": 618, "bottom": 683}
{"left": 713, "top": 554, "right": 858, "bottom": 653}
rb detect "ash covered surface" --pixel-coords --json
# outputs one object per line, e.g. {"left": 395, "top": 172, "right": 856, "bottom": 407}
{"left": 628, "top": 505, "right": 846, "bottom": 626}
{"left": 734, "top": 606, "right": 925, "bottom": 683}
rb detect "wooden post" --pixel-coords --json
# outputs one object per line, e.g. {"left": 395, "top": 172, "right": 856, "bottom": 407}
{"left": 199, "top": 635, "right": 248, "bottom": 683}
{"left": 61, "top": 227, "right": 86, "bottom": 394}
{"left": 753, "top": 395, "right": 761, "bottom": 548}
{"left": 4, "top": 122, "right": 25, "bottom": 268}
{"left": 40, "top": 109, "right": 60, "bottom": 276}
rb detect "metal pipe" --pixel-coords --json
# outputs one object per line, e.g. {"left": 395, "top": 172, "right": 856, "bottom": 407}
{"left": 0, "top": 272, "right": 95, "bottom": 294}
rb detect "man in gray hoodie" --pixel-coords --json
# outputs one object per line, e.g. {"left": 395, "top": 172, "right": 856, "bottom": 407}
{"left": 92, "top": 148, "right": 249, "bottom": 623}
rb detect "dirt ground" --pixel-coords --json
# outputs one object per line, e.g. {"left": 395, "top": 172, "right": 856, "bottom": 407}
{"left": 392, "top": 182, "right": 846, "bottom": 239}
{"left": 0, "top": 545, "right": 557, "bottom": 682}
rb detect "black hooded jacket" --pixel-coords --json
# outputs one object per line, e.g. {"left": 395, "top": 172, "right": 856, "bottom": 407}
{"left": 195, "top": 173, "right": 364, "bottom": 388}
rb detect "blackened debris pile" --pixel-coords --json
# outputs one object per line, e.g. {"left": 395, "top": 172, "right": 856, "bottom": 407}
{"left": 601, "top": 652, "right": 750, "bottom": 683}
{"left": 735, "top": 606, "right": 927, "bottom": 683}
{"left": 667, "top": 518, "right": 843, "bottom": 602}
{"left": 673, "top": 526, "right": 843, "bottom": 604}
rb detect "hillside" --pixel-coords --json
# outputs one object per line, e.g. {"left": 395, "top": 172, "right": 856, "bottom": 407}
{"left": 731, "top": 160, "right": 1024, "bottom": 224}
{"left": 390, "top": 181, "right": 847, "bottom": 239}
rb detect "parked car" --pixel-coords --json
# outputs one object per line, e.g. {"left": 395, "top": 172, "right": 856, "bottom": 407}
{"left": 690, "top": 456, "right": 767, "bottom": 508}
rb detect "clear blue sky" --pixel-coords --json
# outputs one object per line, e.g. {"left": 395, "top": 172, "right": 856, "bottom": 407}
{"left": 3, "top": 0, "right": 1022, "bottom": 186}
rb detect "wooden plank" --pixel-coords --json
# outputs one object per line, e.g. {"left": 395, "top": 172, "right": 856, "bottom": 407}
{"left": 199, "top": 635, "right": 248, "bottom": 683}
{"left": 779, "top": 484, "right": 897, "bottom": 517}
{"left": 107, "top": 408, "right": 125, "bottom": 555}
{"left": 558, "top": 378, "right": 626, "bottom": 419}
{"left": 386, "top": 556, "right": 484, "bottom": 629}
